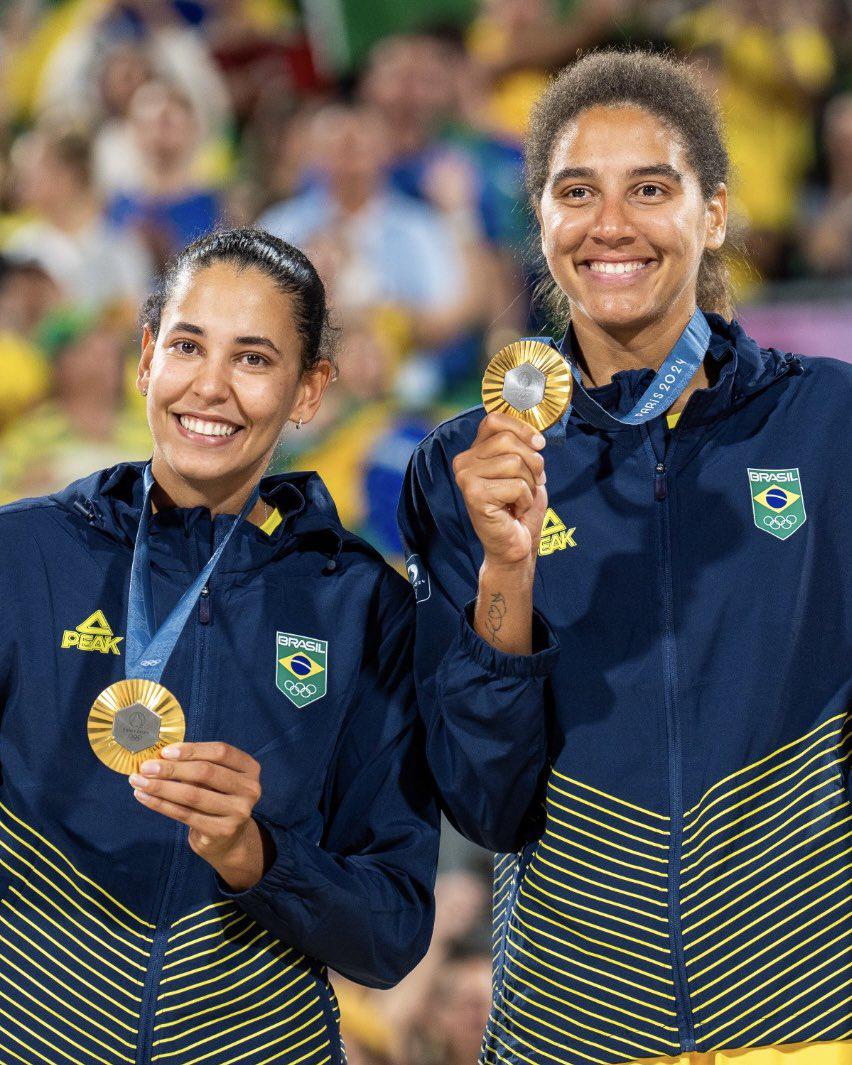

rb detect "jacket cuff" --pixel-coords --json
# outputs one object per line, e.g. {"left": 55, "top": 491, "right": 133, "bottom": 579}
{"left": 215, "top": 813, "right": 297, "bottom": 903}
{"left": 457, "top": 600, "right": 559, "bottom": 679}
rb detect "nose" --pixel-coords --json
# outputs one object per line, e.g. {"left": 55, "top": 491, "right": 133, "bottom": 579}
{"left": 190, "top": 351, "right": 231, "bottom": 405}
{"left": 590, "top": 193, "right": 636, "bottom": 247}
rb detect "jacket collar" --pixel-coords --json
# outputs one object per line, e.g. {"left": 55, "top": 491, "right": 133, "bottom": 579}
{"left": 558, "top": 314, "right": 800, "bottom": 432}
{"left": 54, "top": 461, "right": 345, "bottom": 572}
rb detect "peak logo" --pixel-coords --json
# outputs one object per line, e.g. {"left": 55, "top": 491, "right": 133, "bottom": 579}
{"left": 538, "top": 508, "right": 577, "bottom": 556}
{"left": 61, "top": 610, "right": 124, "bottom": 655}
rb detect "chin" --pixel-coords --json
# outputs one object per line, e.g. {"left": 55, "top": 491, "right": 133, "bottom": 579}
{"left": 162, "top": 448, "right": 243, "bottom": 490}
{"left": 581, "top": 298, "right": 659, "bottom": 335}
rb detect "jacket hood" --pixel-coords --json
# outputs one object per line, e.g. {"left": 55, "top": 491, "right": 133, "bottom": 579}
{"left": 51, "top": 461, "right": 347, "bottom": 570}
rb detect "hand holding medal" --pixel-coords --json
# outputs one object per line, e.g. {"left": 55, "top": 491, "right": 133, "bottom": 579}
{"left": 451, "top": 339, "right": 573, "bottom": 571}
{"left": 462, "top": 313, "right": 710, "bottom": 566}
{"left": 87, "top": 464, "right": 259, "bottom": 775}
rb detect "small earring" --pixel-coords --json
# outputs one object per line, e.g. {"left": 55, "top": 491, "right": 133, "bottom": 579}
{"left": 296, "top": 418, "right": 303, "bottom": 430}
{"left": 141, "top": 388, "right": 148, "bottom": 396}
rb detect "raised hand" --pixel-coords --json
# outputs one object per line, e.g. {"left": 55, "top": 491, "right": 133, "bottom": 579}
{"left": 453, "top": 411, "right": 548, "bottom": 569}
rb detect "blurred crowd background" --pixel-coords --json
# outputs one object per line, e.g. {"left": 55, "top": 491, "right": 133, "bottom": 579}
{"left": 2, "top": 0, "right": 851, "bottom": 1061}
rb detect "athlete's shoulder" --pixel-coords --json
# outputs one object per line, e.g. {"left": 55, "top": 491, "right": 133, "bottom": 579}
{"left": 0, "top": 492, "right": 61, "bottom": 532}
{"left": 273, "top": 468, "right": 406, "bottom": 588}
{"left": 793, "top": 352, "right": 852, "bottom": 392}
{"left": 410, "top": 404, "right": 484, "bottom": 470}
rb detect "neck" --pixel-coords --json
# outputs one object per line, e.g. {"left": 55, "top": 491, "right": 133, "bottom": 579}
{"left": 333, "top": 182, "right": 374, "bottom": 216}
{"left": 571, "top": 303, "right": 709, "bottom": 415}
{"left": 45, "top": 194, "right": 97, "bottom": 233}
{"left": 149, "top": 453, "right": 269, "bottom": 525}
{"left": 145, "top": 155, "right": 191, "bottom": 195}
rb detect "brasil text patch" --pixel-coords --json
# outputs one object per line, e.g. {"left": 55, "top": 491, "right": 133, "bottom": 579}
{"left": 747, "top": 468, "right": 806, "bottom": 541}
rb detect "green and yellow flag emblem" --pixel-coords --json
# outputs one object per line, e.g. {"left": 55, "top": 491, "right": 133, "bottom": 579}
{"left": 276, "top": 632, "right": 328, "bottom": 708}
{"left": 748, "top": 468, "right": 806, "bottom": 541}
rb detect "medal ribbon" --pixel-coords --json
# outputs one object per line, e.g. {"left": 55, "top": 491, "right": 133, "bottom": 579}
{"left": 532, "top": 307, "right": 711, "bottom": 433}
{"left": 126, "top": 464, "right": 260, "bottom": 681}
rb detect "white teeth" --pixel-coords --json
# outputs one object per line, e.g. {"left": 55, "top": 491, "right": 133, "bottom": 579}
{"left": 588, "top": 260, "right": 648, "bottom": 275}
{"left": 179, "top": 416, "right": 238, "bottom": 438}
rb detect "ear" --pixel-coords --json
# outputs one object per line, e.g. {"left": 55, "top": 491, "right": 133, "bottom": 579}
{"left": 704, "top": 183, "right": 727, "bottom": 251}
{"left": 137, "top": 325, "right": 155, "bottom": 396}
{"left": 288, "top": 361, "right": 334, "bottom": 427}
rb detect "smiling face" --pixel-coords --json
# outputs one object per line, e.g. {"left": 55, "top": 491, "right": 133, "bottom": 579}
{"left": 137, "top": 261, "right": 329, "bottom": 509}
{"left": 538, "top": 105, "right": 726, "bottom": 340}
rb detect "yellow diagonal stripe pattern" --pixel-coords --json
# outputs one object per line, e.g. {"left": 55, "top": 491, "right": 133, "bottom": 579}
{"left": 482, "top": 769, "right": 680, "bottom": 1065}
{"left": 481, "top": 714, "right": 852, "bottom": 1065}
{"left": 681, "top": 713, "right": 852, "bottom": 1053}
{"left": 0, "top": 803, "right": 150, "bottom": 1063}
{"left": 0, "top": 805, "right": 344, "bottom": 1063}
{"left": 151, "top": 901, "right": 341, "bottom": 1065}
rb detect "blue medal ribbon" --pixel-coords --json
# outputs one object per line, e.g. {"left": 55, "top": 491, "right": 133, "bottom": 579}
{"left": 125, "top": 464, "right": 260, "bottom": 681}
{"left": 532, "top": 307, "right": 711, "bottom": 436}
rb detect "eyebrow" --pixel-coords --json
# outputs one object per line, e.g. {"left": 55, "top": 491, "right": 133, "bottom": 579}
{"left": 234, "top": 335, "right": 282, "bottom": 358}
{"left": 167, "top": 322, "right": 282, "bottom": 357}
{"left": 550, "top": 163, "right": 684, "bottom": 189}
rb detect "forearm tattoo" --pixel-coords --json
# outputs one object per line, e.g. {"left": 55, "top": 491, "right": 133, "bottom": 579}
{"left": 486, "top": 592, "right": 507, "bottom": 645}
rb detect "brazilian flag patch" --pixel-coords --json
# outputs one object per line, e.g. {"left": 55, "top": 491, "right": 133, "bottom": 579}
{"left": 276, "top": 632, "right": 328, "bottom": 708}
{"left": 747, "top": 468, "right": 807, "bottom": 541}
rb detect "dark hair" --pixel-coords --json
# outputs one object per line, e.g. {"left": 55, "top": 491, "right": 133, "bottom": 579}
{"left": 526, "top": 49, "right": 733, "bottom": 321}
{"left": 140, "top": 227, "right": 336, "bottom": 372}
{"left": 41, "top": 126, "right": 93, "bottom": 188}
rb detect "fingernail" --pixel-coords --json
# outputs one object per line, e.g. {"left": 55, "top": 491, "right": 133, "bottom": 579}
{"left": 140, "top": 761, "right": 160, "bottom": 776}
{"left": 129, "top": 774, "right": 148, "bottom": 789}
{"left": 161, "top": 746, "right": 180, "bottom": 759}
{"left": 532, "top": 433, "right": 546, "bottom": 449}
{"left": 133, "top": 789, "right": 152, "bottom": 802}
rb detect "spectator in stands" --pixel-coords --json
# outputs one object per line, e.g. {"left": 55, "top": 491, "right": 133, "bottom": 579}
{"left": 259, "top": 103, "right": 482, "bottom": 351}
{"left": 90, "top": 39, "right": 156, "bottom": 196}
{"left": 360, "top": 31, "right": 530, "bottom": 342}
{"left": 802, "top": 92, "right": 852, "bottom": 276}
{"left": 34, "top": 1, "right": 232, "bottom": 152}
{"left": 0, "top": 323, "right": 150, "bottom": 503}
{"left": 468, "top": 0, "right": 630, "bottom": 141}
{"left": 5, "top": 125, "right": 151, "bottom": 320}
{"left": 671, "top": 0, "right": 835, "bottom": 279}
{"left": 422, "top": 938, "right": 493, "bottom": 1065}
{"left": 0, "top": 258, "right": 52, "bottom": 432}
{"left": 228, "top": 94, "right": 318, "bottom": 225}
{"left": 107, "top": 80, "right": 221, "bottom": 268}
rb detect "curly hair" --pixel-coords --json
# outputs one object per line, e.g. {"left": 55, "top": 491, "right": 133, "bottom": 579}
{"left": 526, "top": 49, "right": 733, "bottom": 321}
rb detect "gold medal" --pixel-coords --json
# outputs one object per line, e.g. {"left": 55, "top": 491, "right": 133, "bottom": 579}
{"left": 87, "top": 678, "right": 185, "bottom": 775}
{"left": 482, "top": 339, "right": 573, "bottom": 431}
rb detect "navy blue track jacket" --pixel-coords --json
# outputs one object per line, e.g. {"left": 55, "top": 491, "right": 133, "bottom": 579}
{"left": 398, "top": 316, "right": 852, "bottom": 1064}
{"left": 0, "top": 461, "right": 439, "bottom": 1065}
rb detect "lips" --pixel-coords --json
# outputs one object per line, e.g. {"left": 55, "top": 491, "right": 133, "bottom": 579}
{"left": 174, "top": 413, "right": 245, "bottom": 445}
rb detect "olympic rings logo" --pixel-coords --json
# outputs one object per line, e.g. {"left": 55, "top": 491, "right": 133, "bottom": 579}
{"left": 763, "top": 514, "right": 798, "bottom": 530}
{"left": 284, "top": 680, "right": 318, "bottom": 697}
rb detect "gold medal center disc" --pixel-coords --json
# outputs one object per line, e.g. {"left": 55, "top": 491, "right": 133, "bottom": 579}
{"left": 482, "top": 339, "right": 573, "bottom": 431}
{"left": 88, "top": 678, "right": 186, "bottom": 775}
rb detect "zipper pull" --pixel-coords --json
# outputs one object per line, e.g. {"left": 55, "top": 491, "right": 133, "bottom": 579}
{"left": 654, "top": 463, "right": 668, "bottom": 502}
{"left": 199, "top": 584, "right": 211, "bottom": 624}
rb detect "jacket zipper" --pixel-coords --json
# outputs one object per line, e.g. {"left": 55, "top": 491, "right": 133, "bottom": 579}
{"left": 135, "top": 551, "right": 214, "bottom": 1064}
{"left": 653, "top": 453, "right": 696, "bottom": 1051}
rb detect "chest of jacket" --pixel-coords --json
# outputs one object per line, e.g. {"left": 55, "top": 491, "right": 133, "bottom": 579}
{"left": 0, "top": 527, "right": 369, "bottom": 921}
{"left": 524, "top": 375, "right": 852, "bottom": 811}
